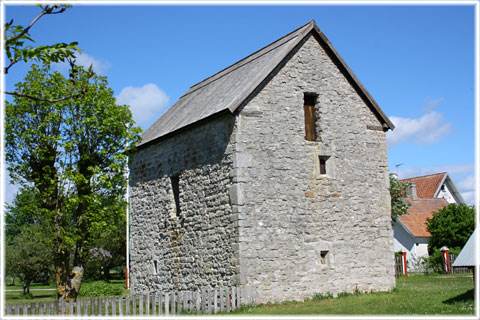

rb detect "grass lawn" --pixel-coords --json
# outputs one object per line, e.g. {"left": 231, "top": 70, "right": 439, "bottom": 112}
{"left": 4, "top": 280, "right": 129, "bottom": 305}
{"left": 227, "top": 274, "right": 475, "bottom": 316}
{"left": 4, "top": 275, "right": 474, "bottom": 316}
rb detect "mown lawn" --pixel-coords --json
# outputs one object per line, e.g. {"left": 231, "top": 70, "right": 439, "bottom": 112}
{"left": 4, "top": 280, "right": 129, "bottom": 305}
{"left": 227, "top": 274, "right": 475, "bottom": 316}
{"left": 4, "top": 275, "right": 475, "bottom": 315}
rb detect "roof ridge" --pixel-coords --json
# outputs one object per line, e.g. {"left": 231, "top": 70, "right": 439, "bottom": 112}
{"left": 400, "top": 172, "right": 447, "bottom": 181}
{"left": 181, "top": 20, "right": 314, "bottom": 98}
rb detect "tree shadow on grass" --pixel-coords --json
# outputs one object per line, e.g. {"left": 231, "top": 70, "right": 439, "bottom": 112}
{"left": 443, "top": 289, "right": 474, "bottom": 304}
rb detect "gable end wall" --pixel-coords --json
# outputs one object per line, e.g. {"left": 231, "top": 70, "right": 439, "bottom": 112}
{"left": 235, "top": 34, "right": 395, "bottom": 302}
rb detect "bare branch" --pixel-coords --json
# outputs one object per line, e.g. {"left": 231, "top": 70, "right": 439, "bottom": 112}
{"left": 5, "top": 87, "right": 88, "bottom": 103}
{"left": 4, "top": 59, "right": 20, "bottom": 74}
{"left": 5, "top": 5, "right": 66, "bottom": 46}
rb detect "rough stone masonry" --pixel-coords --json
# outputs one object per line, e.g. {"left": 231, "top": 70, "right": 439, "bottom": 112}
{"left": 129, "top": 21, "right": 395, "bottom": 303}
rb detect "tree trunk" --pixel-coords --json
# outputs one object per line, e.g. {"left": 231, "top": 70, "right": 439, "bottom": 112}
{"left": 103, "top": 265, "right": 111, "bottom": 282}
{"left": 22, "top": 279, "right": 31, "bottom": 294}
{"left": 56, "top": 265, "right": 84, "bottom": 302}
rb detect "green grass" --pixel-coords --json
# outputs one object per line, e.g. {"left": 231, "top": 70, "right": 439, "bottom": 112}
{"left": 5, "top": 275, "right": 474, "bottom": 316}
{"left": 226, "top": 274, "right": 475, "bottom": 315}
{"left": 4, "top": 279, "right": 129, "bottom": 305}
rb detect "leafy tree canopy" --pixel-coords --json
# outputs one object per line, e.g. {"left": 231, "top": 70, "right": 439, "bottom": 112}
{"left": 426, "top": 203, "right": 475, "bottom": 254}
{"left": 5, "top": 63, "right": 141, "bottom": 301}
{"left": 6, "top": 223, "right": 54, "bottom": 294}
{"left": 390, "top": 175, "right": 410, "bottom": 221}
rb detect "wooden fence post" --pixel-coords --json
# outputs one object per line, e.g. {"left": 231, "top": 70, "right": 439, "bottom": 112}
{"left": 231, "top": 287, "right": 236, "bottom": 310}
{"left": 83, "top": 298, "right": 88, "bottom": 316}
{"left": 112, "top": 296, "right": 116, "bottom": 316}
{"left": 164, "top": 292, "right": 169, "bottom": 316}
{"left": 126, "top": 295, "right": 130, "bottom": 315}
{"left": 158, "top": 293, "right": 163, "bottom": 316}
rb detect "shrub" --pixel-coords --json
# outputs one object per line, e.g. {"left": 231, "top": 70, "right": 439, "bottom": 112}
{"left": 78, "top": 281, "right": 123, "bottom": 297}
{"left": 427, "top": 247, "right": 461, "bottom": 273}
{"left": 20, "top": 293, "right": 34, "bottom": 300}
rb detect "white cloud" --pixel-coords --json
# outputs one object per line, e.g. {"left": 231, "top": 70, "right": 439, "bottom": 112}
{"left": 396, "top": 163, "right": 475, "bottom": 205}
{"left": 458, "top": 174, "right": 475, "bottom": 191}
{"left": 74, "top": 52, "right": 111, "bottom": 74}
{"left": 397, "top": 163, "right": 474, "bottom": 180}
{"left": 425, "top": 97, "right": 444, "bottom": 112}
{"left": 387, "top": 111, "right": 452, "bottom": 148}
{"left": 457, "top": 175, "right": 476, "bottom": 205}
{"left": 116, "top": 83, "right": 170, "bottom": 128}
{"left": 54, "top": 52, "right": 110, "bottom": 75}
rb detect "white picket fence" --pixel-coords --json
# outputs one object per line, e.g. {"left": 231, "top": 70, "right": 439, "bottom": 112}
{"left": 5, "top": 286, "right": 256, "bottom": 316}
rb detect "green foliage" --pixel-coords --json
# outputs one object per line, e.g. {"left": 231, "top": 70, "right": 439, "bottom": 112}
{"left": 6, "top": 223, "right": 54, "bottom": 294}
{"left": 426, "top": 203, "right": 475, "bottom": 254}
{"left": 390, "top": 175, "right": 410, "bottom": 221}
{"left": 427, "top": 247, "right": 461, "bottom": 273}
{"left": 5, "top": 63, "right": 141, "bottom": 285}
{"left": 5, "top": 186, "right": 42, "bottom": 241}
{"left": 78, "top": 281, "right": 123, "bottom": 297}
{"left": 19, "top": 293, "right": 34, "bottom": 300}
{"left": 4, "top": 5, "right": 79, "bottom": 74}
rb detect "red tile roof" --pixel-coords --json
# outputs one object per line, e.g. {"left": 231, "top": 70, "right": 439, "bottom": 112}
{"left": 399, "top": 172, "right": 446, "bottom": 199}
{"left": 398, "top": 198, "right": 449, "bottom": 237}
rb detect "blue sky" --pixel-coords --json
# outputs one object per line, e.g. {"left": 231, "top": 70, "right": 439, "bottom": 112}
{"left": 3, "top": 3, "right": 477, "bottom": 204}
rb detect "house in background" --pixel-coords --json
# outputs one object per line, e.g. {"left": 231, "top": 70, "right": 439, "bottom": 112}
{"left": 129, "top": 20, "right": 396, "bottom": 303}
{"left": 393, "top": 172, "right": 465, "bottom": 268}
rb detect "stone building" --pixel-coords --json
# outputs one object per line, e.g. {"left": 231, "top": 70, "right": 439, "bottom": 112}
{"left": 129, "top": 20, "right": 396, "bottom": 303}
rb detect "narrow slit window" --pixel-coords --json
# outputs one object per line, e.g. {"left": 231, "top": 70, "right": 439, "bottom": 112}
{"left": 170, "top": 175, "right": 181, "bottom": 216}
{"left": 319, "top": 156, "right": 329, "bottom": 175}
{"left": 304, "top": 93, "right": 318, "bottom": 141}
{"left": 153, "top": 260, "right": 158, "bottom": 274}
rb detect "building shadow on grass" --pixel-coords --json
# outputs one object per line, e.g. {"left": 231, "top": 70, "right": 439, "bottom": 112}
{"left": 443, "top": 289, "right": 474, "bottom": 304}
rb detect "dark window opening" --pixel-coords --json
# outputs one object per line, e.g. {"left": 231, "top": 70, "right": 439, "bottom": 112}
{"left": 153, "top": 260, "right": 158, "bottom": 274}
{"left": 320, "top": 251, "right": 329, "bottom": 264}
{"left": 171, "top": 175, "right": 181, "bottom": 217}
{"left": 304, "top": 93, "right": 318, "bottom": 141}
{"left": 319, "top": 156, "right": 329, "bottom": 175}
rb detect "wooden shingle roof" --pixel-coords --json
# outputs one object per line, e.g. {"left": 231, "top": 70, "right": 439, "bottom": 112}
{"left": 138, "top": 20, "right": 394, "bottom": 148}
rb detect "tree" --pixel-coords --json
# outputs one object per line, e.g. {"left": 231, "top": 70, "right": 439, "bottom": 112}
{"left": 5, "top": 4, "right": 91, "bottom": 102}
{"left": 426, "top": 203, "right": 475, "bottom": 254}
{"left": 6, "top": 223, "right": 54, "bottom": 294}
{"left": 5, "top": 186, "right": 43, "bottom": 240}
{"left": 389, "top": 175, "right": 410, "bottom": 221}
{"left": 5, "top": 63, "right": 141, "bottom": 302}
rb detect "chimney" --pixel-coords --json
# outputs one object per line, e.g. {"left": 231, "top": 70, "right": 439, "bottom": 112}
{"left": 406, "top": 182, "right": 418, "bottom": 200}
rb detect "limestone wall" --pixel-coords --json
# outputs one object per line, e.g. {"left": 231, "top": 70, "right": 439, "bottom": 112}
{"left": 235, "top": 34, "right": 395, "bottom": 302}
{"left": 129, "top": 114, "right": 239, "bottom": 294}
